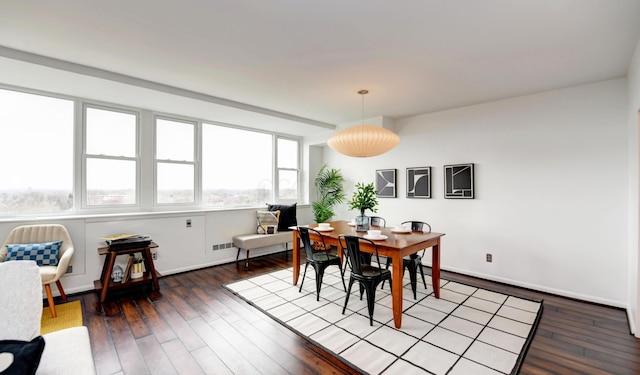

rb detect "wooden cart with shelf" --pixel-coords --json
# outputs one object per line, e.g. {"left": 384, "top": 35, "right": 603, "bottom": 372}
{"left": 94, "top": 242, "right": 161, "bottom": 303}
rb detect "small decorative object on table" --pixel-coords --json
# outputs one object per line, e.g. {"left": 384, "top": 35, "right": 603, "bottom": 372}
{"left": 111, "top": 264, "right": 124, "bottom": 283}
{"left": 348, "top": 182, "right": 379, "bottom": 232}
{"left": 131, "top": 257, "right": 144, "bottom": 279}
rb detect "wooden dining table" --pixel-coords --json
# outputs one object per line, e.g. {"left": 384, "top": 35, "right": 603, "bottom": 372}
{"left": 291, "top": 220, "right": 445, "bottom": 328}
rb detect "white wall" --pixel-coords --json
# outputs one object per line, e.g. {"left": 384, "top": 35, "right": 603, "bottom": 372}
{"left": 326, "top": 79, "right": 629, "bottom": 307}
{"left": 627, "top": 37, "right": 640, "bottom": 336}
{"left": 0, "top": 205, "right": 314, "bottom": 296}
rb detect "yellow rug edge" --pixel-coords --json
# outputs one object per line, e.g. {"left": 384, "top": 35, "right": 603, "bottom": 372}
{"left": 40, "top": 300, "right": 83, "bottom": 335}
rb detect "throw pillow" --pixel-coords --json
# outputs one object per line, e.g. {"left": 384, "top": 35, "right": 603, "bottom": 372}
{"left": 4, "top": 241, "right": 62, "bottom": 266}
{"left": 0, "top": 336, "right": 45, "bottom": 375}
{"left": 257, "top": 210, "right": 280, "bottom": 234}
{"left": 267, "top": 203, "right": 297, "bottom": 232}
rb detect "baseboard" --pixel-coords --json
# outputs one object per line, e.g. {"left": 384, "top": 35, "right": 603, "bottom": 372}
{"left": 437, "top": 264, "right": 626, "bottom": 309}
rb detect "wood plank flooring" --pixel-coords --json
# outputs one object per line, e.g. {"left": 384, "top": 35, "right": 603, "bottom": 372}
{"left": 65, "top": 251, "right": 640, "bottom": 374}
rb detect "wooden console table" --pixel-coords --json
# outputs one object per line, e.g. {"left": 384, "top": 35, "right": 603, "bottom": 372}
{"left": 94, "top": 242, "right": 161, "bottom": 303}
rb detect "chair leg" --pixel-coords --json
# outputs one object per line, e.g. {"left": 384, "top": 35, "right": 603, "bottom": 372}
{"left": 343, "top": 278, "right": 355, "bottom": 314}
{"left": 55, "top": 280, "right": 68, "bottom": 303}
{"left": 381, "top": 257, "right": 392, "bottom": 289}
{"left": 338, "top": 263, "right": 347, "bottom": 292}
{"left": 299, "top": 263, "right": 309, "bottom": 293}
{"left": 315, "top": 264, "right": 325, "bottom": 301}
{"left": 364, "top": 282, "right": 377, "bottom": 326}
{"left": 45, "top": 283, "right": 57, "bottom": 318}
{"left": 407, "top": 261, "right": 418, "bottom": 300}
{"left": 418, "top": 263, "right": 427, "bottom": 289}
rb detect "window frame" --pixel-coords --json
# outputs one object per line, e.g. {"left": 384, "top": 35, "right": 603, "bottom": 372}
{"left": 275, "top": 135, "right": 302, "bottom": 203}
{"left": 153, "top": 115, "right": 199, "bottom": 206}
{"left": 81, "top": 103, "right": 141, "bottom": 210}
{"left": 0, "top": 84, "right": 76, "bottom": 216}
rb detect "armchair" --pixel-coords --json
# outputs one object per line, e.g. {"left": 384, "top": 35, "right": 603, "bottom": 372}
{"left": 1, "top": 224, "right": 75, "bottom": 318}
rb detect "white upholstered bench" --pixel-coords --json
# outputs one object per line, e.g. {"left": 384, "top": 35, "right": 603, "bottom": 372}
{"left": 233, "top": 231, "right": 293, "bottom": 268}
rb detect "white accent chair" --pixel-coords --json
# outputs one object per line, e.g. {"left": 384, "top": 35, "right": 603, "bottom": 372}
{"left": 1, "top": 224, "right": 74, "bottom": 318}
{"left": 0, "top": 261, "right": 96, "bottom": 374}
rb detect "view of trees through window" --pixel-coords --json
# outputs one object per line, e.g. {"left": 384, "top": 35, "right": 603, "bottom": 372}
{"left": 156, "top": 118, "right": 195, "bottom": 204}
{"left": 202, "top": 124, "right": 273, "bottom": 207}
{"left": 85, "top": 106, "right": 138, "bottom": 206}
{"left": 0, "top": 88, "right": 74, "bottom": 214}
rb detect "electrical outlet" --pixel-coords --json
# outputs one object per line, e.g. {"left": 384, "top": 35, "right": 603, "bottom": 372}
{"left": 486, "top": 253, "right": 492, "bottom": 262}
{"left": 186, "top": 219, "right": 192, "bottom": 228}
{"left": 152, "top": 251, "right": 158, "bottom": 260}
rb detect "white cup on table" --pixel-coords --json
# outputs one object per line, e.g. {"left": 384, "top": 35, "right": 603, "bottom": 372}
{"left": 318, "top": 223, "right": 331, "bottom": 230}
{"left": 367, "top": 229, "right": 381, "bottom": 237}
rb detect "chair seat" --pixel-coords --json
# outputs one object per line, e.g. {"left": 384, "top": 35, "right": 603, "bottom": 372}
{"left": 39, "top": 265, "right": 58, "bottom": 283}
{"left": 311, "top": 253, "right": 341, "bottom": 262}
{"left": 360, "top": 266, "right": 391, "bottom": 279}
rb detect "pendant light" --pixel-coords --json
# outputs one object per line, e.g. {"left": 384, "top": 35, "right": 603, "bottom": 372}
{"left": 327, "top": 90, "right": 400, "bottom": 157}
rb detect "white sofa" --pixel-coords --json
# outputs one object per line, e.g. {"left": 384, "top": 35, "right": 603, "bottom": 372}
{"left": 0, "top": 261, "right": 96, "bottom": 374}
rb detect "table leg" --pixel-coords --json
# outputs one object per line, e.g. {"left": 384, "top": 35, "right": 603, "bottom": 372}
{"left": 100, "top": 251, "right": 117, "bottom": 303}
{"left": 292, "top": 231, "right": 300, "bottom": 285}
{"left": 391, "top": 253, "right": 404, "bottom": 328}
{"left": 143, "top": 246, "right": 160, "bottom": 291}
{"left": 432, "top": 240, "right": 441, "bottom": 299}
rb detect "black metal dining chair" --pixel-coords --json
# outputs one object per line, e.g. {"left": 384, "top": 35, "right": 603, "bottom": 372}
{"left": 298, "top": 226, "right": 346, "bottom": 301}
{"left": 384, "top": 221, "right": 431, "bottom": 299}
{"left": 370, "top": 216, "right": 386, "bottom": 227}
{"left": 339, "top": 235, "right": 392, "bottom": 326}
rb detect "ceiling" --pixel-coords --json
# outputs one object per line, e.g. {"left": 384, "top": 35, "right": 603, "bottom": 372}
{"left": 1, "top": 0, "right": 639, "bottom": 136}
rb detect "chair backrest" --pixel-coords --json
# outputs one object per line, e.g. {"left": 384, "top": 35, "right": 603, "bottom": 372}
{"left": 298, "top": 226, "right": 330, "bottom": 260}
{"left": 1, "top": 224, "right": 74, "bottom": 261}
{"left": 401, "top": 221, "right": 431, "bottom": 233}
{"left": 339, "top": 235, "right": 382, "bottom": 276}
{"left": 370, "top": 216, "right": 386, "bottom": 227}
{"left": 0, "top": 261, "right": 42, "bottom": 340}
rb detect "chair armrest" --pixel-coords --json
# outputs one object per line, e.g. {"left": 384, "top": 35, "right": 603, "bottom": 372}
{"left": 54, "top": 246, "right": 74, "bottom": 280}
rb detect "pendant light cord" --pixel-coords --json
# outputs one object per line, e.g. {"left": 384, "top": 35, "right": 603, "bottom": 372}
{"left": 358, "top": 89, "right": 368, "bottom": 125}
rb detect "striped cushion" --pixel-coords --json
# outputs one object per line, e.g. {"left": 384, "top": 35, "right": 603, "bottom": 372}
{"left": 5, "top": 241, "right": 62, "bottom": 266}
{"left": 257, "top": 210, "right": 280, "bottom": 234}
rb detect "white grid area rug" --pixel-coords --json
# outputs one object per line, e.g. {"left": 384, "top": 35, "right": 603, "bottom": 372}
{"left": 225, "top": 267, "right": 542, "bottom": 375}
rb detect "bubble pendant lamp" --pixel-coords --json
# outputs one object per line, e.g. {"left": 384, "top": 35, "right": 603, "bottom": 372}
{"left": 327, "top": 90, "right": 400, "bottom": 157}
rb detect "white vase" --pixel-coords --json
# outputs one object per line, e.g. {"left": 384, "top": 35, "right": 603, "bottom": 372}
{"left": 131, "top": 262, "right": 144, "bottom": 279}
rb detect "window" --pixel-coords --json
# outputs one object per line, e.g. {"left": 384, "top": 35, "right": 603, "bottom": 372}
{"left": 155, "top": 117, "right": 196, "bottom": 204}
{"left": 0, "top": 85, "right": 304, "bottom": 217}
{"left": 202, "top": 124, "right": 272, "bottom": 207}
{"left": 0, "top": 88, "right": 74, "bottom": 215}
{"left": 84, "top": 106, "right": 138, "bottom": 206}
{"left": 277, "top": 137, "right": 300, "bottom": 200}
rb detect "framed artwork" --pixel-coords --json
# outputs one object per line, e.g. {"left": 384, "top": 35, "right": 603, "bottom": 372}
{"left": 375, "top": 169, "right": 396, "bottom": 198}
{"left": 444, "top": 163, "right": 474, "bottom": 199}
{"left": 407, "top": 167, "right": 431, "bottom": 198}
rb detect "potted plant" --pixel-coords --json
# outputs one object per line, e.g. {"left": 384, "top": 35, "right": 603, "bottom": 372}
{"left": 347, "top": 182, "right": 379, "bottom": 231}
{"left": 312, "top": 164, "right": 346, "bottom": 223}
{"left": 131, "top": 257, "right": 144, "bottom": 279}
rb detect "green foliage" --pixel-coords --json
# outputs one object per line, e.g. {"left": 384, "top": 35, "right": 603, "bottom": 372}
{"left": 347, "top": 182, "right": 378, "bottom": 215}
{"left": 312, "top": 164, "right": 346, "bottom": 223}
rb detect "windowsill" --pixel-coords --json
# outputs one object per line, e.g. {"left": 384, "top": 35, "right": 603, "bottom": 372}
{"left": 0, "top": 203, "right": 310, "bottom": 223}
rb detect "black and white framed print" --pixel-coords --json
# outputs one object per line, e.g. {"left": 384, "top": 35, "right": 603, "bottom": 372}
{"left": 375, "top": 169, "right": 396, "bottom": 198}
{"left": 444, "top": 163, "right": 474, "bottom": 199}
{"left": 407, "top": 167, "right": 431, "bottom": 198}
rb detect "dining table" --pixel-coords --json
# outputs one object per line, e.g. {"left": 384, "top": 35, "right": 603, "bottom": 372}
{"left": 291, "top": 220, "right": 445, "bottom": 329}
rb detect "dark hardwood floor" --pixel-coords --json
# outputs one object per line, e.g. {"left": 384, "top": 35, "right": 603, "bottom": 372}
{"left": 65, "top": 251, "right": 640, "bottom": 374}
